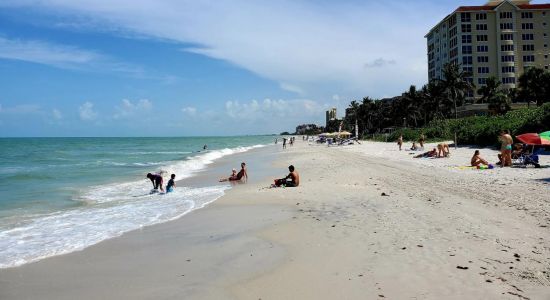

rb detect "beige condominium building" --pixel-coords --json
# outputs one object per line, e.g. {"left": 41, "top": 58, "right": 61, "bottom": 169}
{"left": 426, "top": 0, "right": 550, "bottom": 98}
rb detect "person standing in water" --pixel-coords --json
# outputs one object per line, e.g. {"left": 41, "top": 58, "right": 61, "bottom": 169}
{"left": 282, "top": 138, "right": 287, "bottom": 149}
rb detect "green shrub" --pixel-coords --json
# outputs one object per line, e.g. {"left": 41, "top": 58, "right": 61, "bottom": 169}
{"left": 365, "top": 103, "right": 550, "bottom": 146}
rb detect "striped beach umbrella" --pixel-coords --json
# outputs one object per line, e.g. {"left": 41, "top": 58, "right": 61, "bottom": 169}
{"left": 516, "top": 133, "right": 550, "bottom": 145}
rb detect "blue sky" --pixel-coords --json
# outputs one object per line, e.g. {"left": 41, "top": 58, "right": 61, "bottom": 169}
{"left": 0, "top": 0, "right": 543, "bottom": 136}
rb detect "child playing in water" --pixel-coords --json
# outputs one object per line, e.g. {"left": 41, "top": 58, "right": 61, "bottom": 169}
{"left": 166, "top": 174, "right": 176, "bottom": 193}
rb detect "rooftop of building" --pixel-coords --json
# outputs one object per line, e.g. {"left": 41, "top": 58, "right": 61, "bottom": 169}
{"left": 425, "top": 0, "right": 550, "bottom": 37}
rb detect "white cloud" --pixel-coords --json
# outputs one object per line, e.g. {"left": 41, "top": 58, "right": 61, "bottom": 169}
{"left": 79, "top": 101, "right": 97, "bottom": 121}
{"left": 52, "top": 108, "right": 63, "bottom": 119}
{"left": 280, "top": 82, "right": 305, "bottom": 95}
{"left": 113, "top": 99, "right": 152, "bottom": 119}
{"left": 181, "top": 106, "right": 197, "bottom": 116}
{"left": 0, "top": 0, "right": 454, "bottom": 97}
{"left": 225, "top": 98, "right": 323, "bottom": 121}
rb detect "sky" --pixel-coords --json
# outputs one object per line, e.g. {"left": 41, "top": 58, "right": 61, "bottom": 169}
{"left": 0, "top": 0, "right": 543, "bottom": 136}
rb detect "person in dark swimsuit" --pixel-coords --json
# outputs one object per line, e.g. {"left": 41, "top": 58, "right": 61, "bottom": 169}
{"left": 146, "top": 173, "right": 164, "bottom": 192}
{"left": 166, "top": 174, "right": 176, "bottom": 192}
{"left": 219, "top": 162, "right": 248, "bottom": 182}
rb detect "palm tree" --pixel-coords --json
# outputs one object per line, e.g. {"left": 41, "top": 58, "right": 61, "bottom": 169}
{"left": 439, "top": 63, "right": 475, "bottom": 119}
{"left": 518, "top": 67, "right": 547, "bottom": 107}
{"left": 420, "top": 81, "right": 445, "bottom": 123}
{"left": 477, "top": 76, "right": 500, "bottom": 104}
{"left": 402, "top": 85, "right": 423, "bottom": 127}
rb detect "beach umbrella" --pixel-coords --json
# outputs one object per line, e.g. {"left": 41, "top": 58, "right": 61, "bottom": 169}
{"left": 516, "top": 133, "right": 550, "bottom": 145}
{"left": 540, "top": 131, "right": 550, "bottom": 141}
{"left": 338, "top": 131, "right": 352, "bottom": 136}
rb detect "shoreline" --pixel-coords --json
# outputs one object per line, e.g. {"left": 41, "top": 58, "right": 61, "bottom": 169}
{"left": 1, "top": 140, "right": 549, "bottom": 299}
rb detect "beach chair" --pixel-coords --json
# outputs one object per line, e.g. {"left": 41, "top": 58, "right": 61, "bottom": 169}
{"left": 514, "top": 147, "right": 542, "bottom": 168}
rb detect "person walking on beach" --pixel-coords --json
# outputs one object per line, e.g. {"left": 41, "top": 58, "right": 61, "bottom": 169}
{"left": 166, "top": 174, "right": 176, "bottom": 192}
{"left": 397, "top": 135, "right": 403, "bottom": 151}
{"left": 418, "top": 133, "right": 425, "bottom": 149}
{"left": 499, "top": 130, "right": 513, "bottom": 167}
{"left": 283, "top": 138, "right": 287, "bottom": 149}
{"left": 146, "top": 173, "right": 164, "bottom": 192}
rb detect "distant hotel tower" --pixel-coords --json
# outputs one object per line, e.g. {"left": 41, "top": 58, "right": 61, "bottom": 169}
{"left": 425, "top": 0, "right": 550, "bottom": 98}
{"left": 325, "top": 108, "right": 337, "bottom": 128}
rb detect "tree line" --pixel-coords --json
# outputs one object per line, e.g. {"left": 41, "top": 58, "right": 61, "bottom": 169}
{"left": 336, "top": 64, "right": 550, "bottom": 136}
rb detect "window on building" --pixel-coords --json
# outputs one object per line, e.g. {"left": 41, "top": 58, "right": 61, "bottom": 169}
{"left": 476, "top": 24, "right": 488, "bottom": 31}
{"left": 522, "top": 23, "right": 534, "bottom": 30}
{"left": 465, "top": 77, "right": 474, "bottom": 84}
{"left": 463, "top": 56, "right": 473, "bottom": 65}
{"left": 461, "top": 24, "right": 472, "bottom": 33}
{"left": 502, "top": 66, "right": 515, "bottom": 73}
{"left": 477, "top": 56, "right": 489, "bottom": 63}
{"left": 463, "top": 66, "right": 473, "bottom": 73}
{"left": 522, "top": 44, "right": 535, "bottom": 51}
{"left": 478, "top": 67, "right": 490, "bottom": 74}
{"left": 462, "top": 45, "right": 472, "bottom": 54}
{"left": 477, "top": 45, "right": 489, "bottom": 52}
{"left": 477, "top": 34, "right": 488, "bottom": 42}
{"left": 461, "top": 13, "right": 471, "bottom": 22}
{"left": 500, "top": 23, "right": 513, "bottom": 30}
{"left": 523, "top": 55, "right": 535, "bottom": 62}
{"left": 502, "top": 77, "right": 516, "bottom": 84}
{"left": 522, "top": 33, "right": 534, "bottom": 40}
{"left": 502, "top": 55, "right": 515, "bottom": 62}
{"left": 521, "top": 12, "right": 533, "bottom": 19}
{"left": 501, "top": 33, "right": 514, "bottom": 40}
{"left": 462, "top": 35, "right": 472, "bottom": 44}
{"left": 500, "top": 12, "right": 513, "bottom": 19}
{"left": 476, "top": 13, "right": 487, "bottom": 20}
{"left": 501, "top": 44, "right": 514, "bottom": 51}
{"left": 478, "top": 78, "right": 487, "bottom": 85}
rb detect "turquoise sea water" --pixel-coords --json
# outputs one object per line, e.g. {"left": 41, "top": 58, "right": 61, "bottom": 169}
{"left": 0, "top": 136, "right": 275, "bottom": 268}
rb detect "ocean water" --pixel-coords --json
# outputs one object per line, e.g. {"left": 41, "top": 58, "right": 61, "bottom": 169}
{"left": 0, "top": 136, "right": 275, "bottom": 268}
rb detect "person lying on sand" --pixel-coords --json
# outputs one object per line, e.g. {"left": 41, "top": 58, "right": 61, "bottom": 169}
{"left": 437, "top": 143, "right": 450, "bottom": 158}
{"left": 410, "top": 142, "right": 418, "bottom": 151}
{"left": 219, "top": 162, "right": 248, "bottom": 182}
{"left": 273, "top": 165, "right": 300, "bottom": 187}
{"left": 471, "top": 150, "right": 489, "bottom": 167}
{"left": 414, "top": 148, "right": 437, "bottom": 158}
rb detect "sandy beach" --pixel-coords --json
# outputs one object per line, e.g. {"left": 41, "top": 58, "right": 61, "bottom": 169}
{"left": 1, "top": 140, "right": 549, "bottom": 299}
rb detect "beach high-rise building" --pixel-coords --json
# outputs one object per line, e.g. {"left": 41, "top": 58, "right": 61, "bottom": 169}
{"left": 325, "top": 108, "right": 337, "bottom": 128}
{"left": 425, "top": 0, "right": 550, "bottom": 98}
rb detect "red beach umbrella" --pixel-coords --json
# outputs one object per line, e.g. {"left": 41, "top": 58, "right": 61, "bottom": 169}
{"left": 516, "top": 133, "right": 550, "bottom": 145}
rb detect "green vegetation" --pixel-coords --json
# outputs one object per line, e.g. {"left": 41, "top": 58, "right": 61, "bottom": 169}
{"left": 378, "top": 103, "right": 550, "bottom": 146}
{"left": 340, "top": 64, "right": 550, "bottom": 146}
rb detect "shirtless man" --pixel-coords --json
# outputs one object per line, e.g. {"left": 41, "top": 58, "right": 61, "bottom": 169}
{"left": 471, "top": 150, "right": 489, "bottom": 167}
{"left": 499, "top": 130, "right": 513, "bottom": 167}
{"left": 285, "top": 165, "right": 299, "bottom": 187}
{"left": 419, "top": 133, "right": 426, "bottom": 149}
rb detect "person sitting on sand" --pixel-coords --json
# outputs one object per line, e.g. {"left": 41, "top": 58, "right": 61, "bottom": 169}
{"left": 414, "top": 148, "right": 437, "bottom": 158}
{"left": 410, "top": 142, "right": 418, "bottom": 151}
{"left": 437, "top": 143, "right": 450, "bottom": 158}
{"left": 219, "top": 162, "right": 248, "bottom": 182}
{"left": 274, "top": 165, "right": 300, "bottom": 187}
{"left": 146, "top": 173, "right": 164, "bottom": 192}
{"left": 166, "top": 174, "right": 176, "bottom": 193}
{"left": 471, "top": 150, "right": 489, "bottom": 167}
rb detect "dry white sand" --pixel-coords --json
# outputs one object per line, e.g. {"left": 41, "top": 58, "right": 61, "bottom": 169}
{"left": 1, "top": 140, "right": 549, "bottom": 299}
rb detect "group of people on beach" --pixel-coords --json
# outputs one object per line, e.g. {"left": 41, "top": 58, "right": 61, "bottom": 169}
{"left": 146, "top": 173, "right": 176, "bottom": 193}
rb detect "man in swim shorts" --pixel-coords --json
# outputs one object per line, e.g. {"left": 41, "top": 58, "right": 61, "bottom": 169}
{"left": 146, "top": 173, "right": 164, "bottom": 192}
{"left": 499, "top": 130, "right": 513, "bottom": 167}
